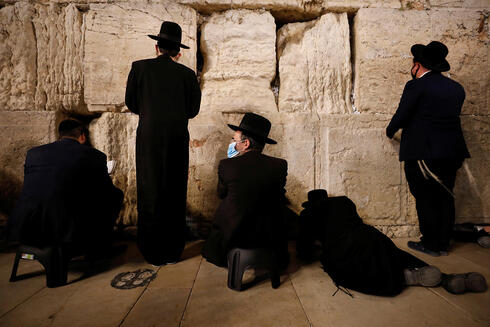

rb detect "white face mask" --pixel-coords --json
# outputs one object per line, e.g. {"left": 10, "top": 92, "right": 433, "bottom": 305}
{"left": 227, "top": 142, "right": 239, "bottom": 158}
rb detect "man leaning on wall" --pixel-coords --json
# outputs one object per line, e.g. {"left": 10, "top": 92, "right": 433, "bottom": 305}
{"left": 125, "top": 21, "right": 201, "bottom": 266}
{"left": 386, "top": 41, "right": 470, "bottom": 257}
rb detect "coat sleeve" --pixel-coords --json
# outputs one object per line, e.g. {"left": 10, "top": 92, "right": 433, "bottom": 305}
{"left": 186, "top": 71, "right": 201, "bottom": 119}
{"left": 386, "top": 80, "right": 420, "bottom": 138}
{"left": 279, "top": 159, "right": 288, "bottom": 203}
{"left": 125, "top": 62, "right": 139, "bottom": 115}
{"left": 217, "top": 160, "right": 227, "bottom": 199}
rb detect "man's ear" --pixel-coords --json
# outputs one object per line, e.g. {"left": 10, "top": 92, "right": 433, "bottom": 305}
{"left": 243, "top": 139, "right": 251, "bottom": 150}
{"left": 155, "top": 44, "right": 159, "bottom": 56}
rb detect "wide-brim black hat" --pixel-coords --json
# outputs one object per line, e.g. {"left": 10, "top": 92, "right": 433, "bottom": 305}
{"left": 301, "top": 189, "right": 328, "bottom": 208}
{"left": 228, "top": 113, "right": 277, "bottom": 144}
{"left": 148, "top": 21, "right": 189, "bottom": 49}
{"left": 411, "top": 41, "right": 450, "bottom": 72}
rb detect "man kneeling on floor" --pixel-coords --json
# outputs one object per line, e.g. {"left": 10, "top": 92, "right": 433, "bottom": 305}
{"left": 202, "top": 113, "right": 289, "bottom": 269}
{"left": 8, "top": 119, "right": 124, "bottom": 259}
{"left": 297, "top": 189, "right": 487, "bottom": 296}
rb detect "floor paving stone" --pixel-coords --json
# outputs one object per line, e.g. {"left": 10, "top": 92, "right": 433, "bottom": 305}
{"left": 181, "top": 259, "right": 310, "bottom": 327}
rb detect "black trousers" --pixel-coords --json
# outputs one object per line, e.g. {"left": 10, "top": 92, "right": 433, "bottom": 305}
{"left": 404, "top": 159, "right": 463, "bottom": 252}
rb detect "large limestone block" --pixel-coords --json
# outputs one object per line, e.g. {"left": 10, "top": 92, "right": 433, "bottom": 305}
{"left": 0, "top": 2, "right": 85, "bottom": 112}
{"left": 265, "top": 113, "right": 318, "bottom": 211}
{"left": 33, "top": 3, "right": 85, "bottom": 112}
{"left": 454, "top": 116, "right": 490, "bottom": 223}
{"left": 200, "top": 9, "right": 277, "bottom": 114}
{"left": 0, "top": 3, "right": 37, "bottom": 111}
{"left": 277, "top": 13, "right": 351, "bottom": 114}
{"left": 187, "top": 114, "right": 230, "bottom": 222}
{"left": 319, "top": 115, "right": 406, "bottom": 225}
{"left": 84, "top": 2, "right": 197, "bottom": 112}
{"left": 89, "top": 112, "right": 139, "bottom": 225}
{"left": 354, "top": 8, "right": 490, "bottom": 115}
{"left": 0, "top": 111, "right": 57, "bottom": 215}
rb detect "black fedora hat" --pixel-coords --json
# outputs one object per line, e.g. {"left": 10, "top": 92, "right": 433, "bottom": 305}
{"left": 148, "top": 21, "right": 189, "bottom": 49}
{"left": 228, "top": 113, "right": 277, "bottom": 144}
{"left": 411, "top": 41, "right": 450, "bottom": 72}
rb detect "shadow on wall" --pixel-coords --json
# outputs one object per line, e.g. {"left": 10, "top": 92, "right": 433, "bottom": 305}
{"left": 0, "top": 169, "right": 22, "bottom": 239}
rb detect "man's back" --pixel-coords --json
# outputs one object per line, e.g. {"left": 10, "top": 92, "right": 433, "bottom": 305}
{"left": 8, "top": 139, "right": 116, "bottom": 247}
{"left": 387, "top": 72, "right": 470, "bottom": 161}
{"left": 215, "top": 151, "right": 287, "bottom": 248}
{"left": 125, "top": 55, "right": 200, "bottom": 131}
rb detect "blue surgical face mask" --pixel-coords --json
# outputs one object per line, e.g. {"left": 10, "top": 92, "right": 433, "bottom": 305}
{"left": 227, "top": 142, "right": 239, "bottom": 158}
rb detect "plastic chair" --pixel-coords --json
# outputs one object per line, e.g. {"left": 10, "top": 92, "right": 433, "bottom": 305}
{"left": 227, "top": 248, "right": 280, "bottom": 291}
{"left": 10, "top": 244, "right": 70, "bottom": 288}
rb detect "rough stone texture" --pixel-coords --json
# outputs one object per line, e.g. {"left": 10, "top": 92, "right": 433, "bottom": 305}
{"left": 187, "top": 114, "right": 230, "bottom": 226}
{"left": 354, "top": 8, "right": 490, "bottom": 116}
{"left": 178, "top": 0, "right": 401, "bottom": 20}
{"left": 454, "top": 116, "right": 490, "bottom": 223}
{"left": 277, "top": 13, "right": 351, "bottom": 114}
{"left": 318, "top": 114, "right": 412, "bottom": 226}
{"left": 0, "top": 111, "right": 57, "bottom": 216}
{"left": 200, "top": 9, "right": 277, "bottom": 114}
{"left": 266, "top": 114, "right": 317, "bottom": 211}
{"left": 89, "top": 112, "right": 138, "bottom": 225}
{"left": 33, "top": 3, "right": 85, "bottom": 112}
{"left": 0, "top": 2, "right": 37, "bottom": 111}
{"left": 430, "top": 0, "right": 490, "bottom": 8}
{"left": 0, "top": 2, "right": 85, "bottom": 112}
{"left": 84, "top": 2, "right": 197, "bottom": 112}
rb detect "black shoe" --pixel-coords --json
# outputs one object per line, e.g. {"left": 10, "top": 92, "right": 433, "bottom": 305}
{"left": 477, "top": 236, "right": 490, "bottom": 249}
{"left": 442, "top": 273, "right": 488, "bottom": 294}
{"left": 404, "top": 266, "right": 442, "bottom": 287}
{"left": 407, "top": 241, "right": 440, "bottom": 257}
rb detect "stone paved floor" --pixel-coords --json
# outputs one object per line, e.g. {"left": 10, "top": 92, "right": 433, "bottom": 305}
{"left": 0, "top": 239, "right": 488, "bottom": 327}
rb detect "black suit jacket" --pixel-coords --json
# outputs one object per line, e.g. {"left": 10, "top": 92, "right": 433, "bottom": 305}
{"left": 386, "top": 72, "right": 470, "bottom": 161}
{"left": 8, "top": 138, "right": 122, "bottom": 248}
{"left": 203, "top": 150, "right": 289, "bottom": 267}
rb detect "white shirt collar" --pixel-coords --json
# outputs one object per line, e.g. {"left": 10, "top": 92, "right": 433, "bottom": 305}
{"left": 419, "top": 70, "right": 431, "bottom": 78}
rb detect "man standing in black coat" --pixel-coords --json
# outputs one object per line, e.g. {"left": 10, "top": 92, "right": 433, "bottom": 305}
{"left": 8, "top": 120, "right": 123, "bottom": 256}
{"left": 202, "top": 113, "right": 289, "bottom": 268}
{"left": 386, "top": 41, "right": 470, "bottom": 256}
{"left": 125, "top": 22, "right": 201, "bottom": 265}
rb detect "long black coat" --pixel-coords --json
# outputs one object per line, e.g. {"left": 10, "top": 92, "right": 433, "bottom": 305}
{"left": 302, "top": 196, "right": 427, "bottom": 296}
{"left": 202, "top": 151, "right": 289, "bottom": 268}
{"left": 125, "top": 54, "right": 201, "bottom": 265}
{"left": 386, "top": 72, "right": 470, "bottom": 161}
{"left": 8, "top": 138, "right": 123, "bottom": 252}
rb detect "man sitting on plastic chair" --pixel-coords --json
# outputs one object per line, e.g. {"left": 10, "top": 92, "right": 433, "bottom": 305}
{"left": 8, "top": 120, "right": 124, "bottom": 272}
{"left": 202, "top": 113, "right": 290, "bottom": 279}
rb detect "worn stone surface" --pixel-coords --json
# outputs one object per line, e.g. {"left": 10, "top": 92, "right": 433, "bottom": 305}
{"left": 354, "top": 8, "right": 490, "bottom": 115}
{"left": 0, "top": 2, "right": 37, "bottom": 111}
{"left": 454, "top": 116, "right": 490, "bottom": 223}
{"left": 0, "top": 2, "right": 85, "bottom": 112}
{"left": 84, "top": 2, "right": 197, "bottom": 112}
{"left": 0, "top": 111, "right": 57, "bottom": 216}
{"left": 277, "top": 13, "right": 351, "bottom": 114}
{"left": 200, "top": 9, "right": 277, "bottom": 114}
{"left": 318, "top": 114, "right": 406, "bottom": 225}
{"left": 89, "top": 112, "right": 138, "bottom": 225}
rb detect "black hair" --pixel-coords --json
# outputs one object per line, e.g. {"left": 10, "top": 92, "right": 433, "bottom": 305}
{"left": 157, "top": 39, "right": 180, "bottom": 57}
{"left": 241, "top": 133, "right": 265, "bottom": 152}
{"left": 58, "top": 119, "right": 88, "bottom": 139}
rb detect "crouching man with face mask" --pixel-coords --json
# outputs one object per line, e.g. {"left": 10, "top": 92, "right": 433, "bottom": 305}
{"left": 202, "top": 113, "right": 290, "bottom": 269}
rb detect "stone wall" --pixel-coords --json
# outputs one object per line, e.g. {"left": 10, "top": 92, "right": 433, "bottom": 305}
{"left": 0, "top": 0, "right": 488, "bottom": 237}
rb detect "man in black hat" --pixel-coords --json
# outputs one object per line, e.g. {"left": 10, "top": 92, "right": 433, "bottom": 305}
{"left": 202, "top": 113, "right": 290, "bottom": 268}
{"left": 125, "top": 21, "right": 201, "bottom": 265}
{"left": 8, "top": 119, "right": 123, "bottom": 257}
{"left": 386, "top": 41, "right": 470, "bottom": 257}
